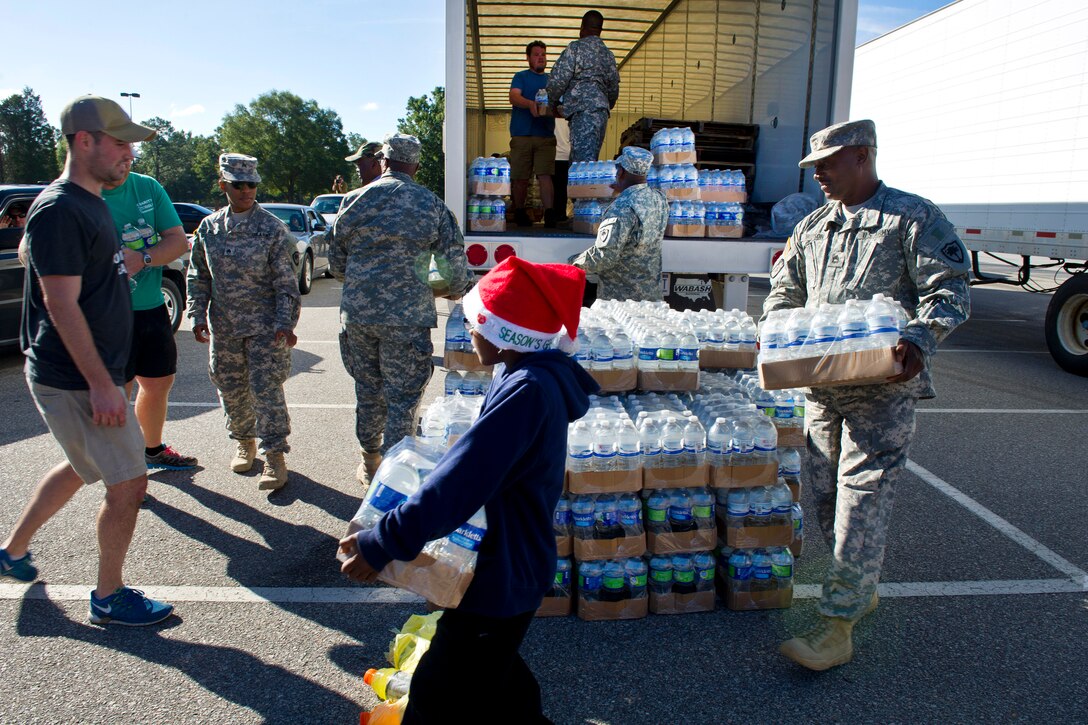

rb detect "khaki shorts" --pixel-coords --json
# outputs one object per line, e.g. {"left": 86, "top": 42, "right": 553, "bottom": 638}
{"left": 509, "top": 136, "right": 557, "bottom": 180}
{"left": 28, "top": 379, "right": 147, "bottom": 486}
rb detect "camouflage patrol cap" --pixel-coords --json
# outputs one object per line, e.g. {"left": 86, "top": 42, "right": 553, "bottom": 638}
{"left": 60, "top": 94, "right": 156, "bottom": 143}
{"left": 382, "top": 133, "right": 421, "bottom": 164}
{"left": 798, "top": 119, "right": 877, "bottom": 168}
{"left": 617, "top": 146, "right": 653, "bottom": 177}
{"left": 219, "top": 153, "right": 261, "bottom": 183}
{"left": 345, "top": 141, "right": 383, "bottom": 162}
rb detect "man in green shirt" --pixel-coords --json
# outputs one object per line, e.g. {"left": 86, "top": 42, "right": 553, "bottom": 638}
{"left": 102, "top": 164, "right": 196, "bottom": 470}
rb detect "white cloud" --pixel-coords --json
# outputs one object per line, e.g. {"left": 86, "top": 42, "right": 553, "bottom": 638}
{"left": 0, "top": 88, "right": 19, "bottom": 99}
{"left": 361, "top": 102, "right": 380, "bottom": 112}
{"left": 169, "top": 103, "right": 205, "bottom": 119}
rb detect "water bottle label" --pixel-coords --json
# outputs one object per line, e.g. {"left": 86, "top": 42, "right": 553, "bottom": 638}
{"left": 369, "top": 483, "right": 408, "bottom": 514}
{"left": 678, "top": 348, "right": 698, "bottom": 362}
{"left": 668, "top": 506, "right": 693, "bottom": 522}
{"left": 761, "top": 407, "right": 775, "bottom": 418}
{"left": 638, "top": 347, "right": 657, "bottom": 362}
{"left": 727, "top": 505, "right": 749, "bottom": 516}
{"left": 752, "top": 504, "right": 772, "bottom": 517}
{"left": 555, "top": 570, "right": 571, "bottom": 587}
{"left": 647, "top": 507, "right": 667, "bottom": 523}
{"left": 595, "top": 510, "right": 618, "bottom": 526}
{"left": 618, "top": 450, "right": 640, "bottom": 459}
{"left": 650, "top": 569, "right": 673, "bottom": 583}
{"left": 674, "top": 570, "right": 695, "bottom": 584}
{"left": 573, "top": 511, "right": 594, "bottom": 528}
{"left": 602, "top": 575, "right": 625, "bottom": 591}
{"left": 614, "top": 352, "right": 633, "bottom": 361}
{"left": 697, "top": 568, "right": 714, "bottom": 582}
{"left": 580, "top": 573, "right": 602, "bottom": 591}
{"left": 554, "top": 510, "right": 572, "bottom": 526}
{"left": 642, "top": 448, "right": 661, "bottom": 459}
{"left": 771, "top": 563, "right": 793, "bottom": 578}
{"left": 448, "top": 522, "right": 486, "bottom": 552}
{"left": 754, "top": 443, "right": 775, "bottom": 453}
{"left": 753, "top": 564, "right": 771, "bottom": 580}
{"left": 775, "top": 405, "right": 793, "bottom": 420}
{"left": 728, "top": 564, "right": 751, "bottom": 580}
{"left": 594, "top": 449, "right": 616, "bottom": 460}
{"left": 569, "top": 450, "right": 592, "bottom": 461}
{"left": 628, "top": 573, "right": 647, "bottom": 588}
{"left": 793, "top": 518, "right": 802, "bottom": 531}
{"left": 794, "top": 405, "right": 806, "bottom": 418}
{"left": 619, "top": 510, "right": 640, "bottom": 526}
{"left": 693, "top": 504, "right": 713, "bottom": 519}
{"left": 656, "top": 348, "right": 676, "bottom": 361}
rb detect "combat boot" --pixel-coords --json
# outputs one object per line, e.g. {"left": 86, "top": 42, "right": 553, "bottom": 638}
{"left": 865, "top": 589, "right": 879, "bottom": 617}
{"left": 780, "top": 616, "right": 855, "bottom": 671}
{"left": 356, "top": 451, "right": 383, "bottom": 488}
{"left": 259, "top": 452, "right": 288, "bottom": 490}
{"left": 231, "top": 439, "right": 257, "bottom": 473}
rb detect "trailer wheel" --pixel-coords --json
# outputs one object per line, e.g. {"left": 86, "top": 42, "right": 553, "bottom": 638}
{"left": 1044, "top": 273, "right": 1088, "bottom": 377}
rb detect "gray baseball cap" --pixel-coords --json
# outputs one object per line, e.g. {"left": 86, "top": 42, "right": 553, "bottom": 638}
{"left": 799, "top": 119, "right": 877, "bottom": 168}
{"left": 219, "top": 153, "right": 261, "bottom": 183}
{"left": 60, "top": 95, "right": 156, "bottom": 143}
{"left": 381, "top": 133, "right": 421, "bottom": 164}
{"left": 346, "top": 141, "right": 383, "bottom": 162}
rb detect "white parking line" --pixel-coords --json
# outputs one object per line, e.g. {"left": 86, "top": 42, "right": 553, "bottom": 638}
{"left": 907, "top": 460, "right": 1088, "bottom": 586}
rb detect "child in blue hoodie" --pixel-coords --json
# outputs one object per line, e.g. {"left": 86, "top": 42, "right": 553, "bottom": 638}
{"left": 339, "top": 256, "right": 598, "bottom": 724}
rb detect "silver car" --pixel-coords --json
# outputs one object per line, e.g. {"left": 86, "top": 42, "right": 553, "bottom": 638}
{"left": 263, "top": 204, "right": 330, "bottom": 295}
{"left": 309, "top": 194, "right": 345, "bottom": 226}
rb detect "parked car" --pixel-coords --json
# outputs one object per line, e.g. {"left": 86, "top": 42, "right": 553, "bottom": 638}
{"left": 309, "top": 194, "right": 344, "bottom": 225}
{"left": 262, "top": 203, "right": 330, "bottom": 295}
{"left": 173, "top": 202, "right": 214, "bottom": 235}
{"left": 1, "top": 185, "right": 190, "bottom": 347}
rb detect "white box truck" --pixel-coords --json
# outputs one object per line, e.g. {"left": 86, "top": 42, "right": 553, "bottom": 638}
{"left": 852, "top": 0, "right": 1088, "bottom": 376}
{"left": 444, "top": 0, "right": 859, "bottom": 309}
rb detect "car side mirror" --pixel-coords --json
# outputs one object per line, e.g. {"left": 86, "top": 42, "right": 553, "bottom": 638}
{"left": 313, "top": 223, "right": 326, "bottom": 232}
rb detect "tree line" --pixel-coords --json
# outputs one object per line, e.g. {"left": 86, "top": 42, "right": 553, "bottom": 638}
{"left": 0, "top": 86, "right": 446, "bottom": 205}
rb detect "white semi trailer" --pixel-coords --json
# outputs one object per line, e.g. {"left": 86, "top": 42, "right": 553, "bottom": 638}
{"left": 443, "top": 0, "right": 859, "bottom": 309}
{"left": 852, "top": 0, "right": 1088, "bottom": 376}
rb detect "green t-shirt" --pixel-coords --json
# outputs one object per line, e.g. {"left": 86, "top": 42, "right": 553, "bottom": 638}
{"left": 101, "top": 172, "right": 183, "bottom": 311}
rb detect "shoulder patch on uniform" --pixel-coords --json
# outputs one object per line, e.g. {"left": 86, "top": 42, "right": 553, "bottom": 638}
{"left": 940, "top": 240, "right": 965, "bottom": 265}
{"left": 597, "top": 217, "right": 618, "bottom": 245}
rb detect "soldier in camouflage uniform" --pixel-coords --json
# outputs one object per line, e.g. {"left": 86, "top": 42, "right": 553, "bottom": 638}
{"left": 187, "top": 154, "right": 301, "bottom": 491}
{"left": 764, "top": 120, "right": 971, "bottom": 670}
{"left": 546, "top": 10, "right": 619, "bottom": 163}
{"left": 331, "top": 133, "right": 473, "bottom": 485}
{"left": 569, "top": 146, "right": 666, "bottom": 301}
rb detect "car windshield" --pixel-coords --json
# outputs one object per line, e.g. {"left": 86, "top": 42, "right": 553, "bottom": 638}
{"left": 311, "top": 196, "right": 343, "bottom": 214}
{"left": 268, "top": 208, "right": 306, "bottom": 232}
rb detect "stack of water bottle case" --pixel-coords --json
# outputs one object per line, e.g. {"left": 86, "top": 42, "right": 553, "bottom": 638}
{"left": 466, "top": 157, "right": 511, "bottom": 232}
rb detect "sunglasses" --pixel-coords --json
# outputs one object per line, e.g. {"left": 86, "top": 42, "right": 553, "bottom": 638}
{"left": 230, "top": 181, "right": 258, "bottom": 190}
{"left": 10, "top": 211, "right": 26, "bottom": 218}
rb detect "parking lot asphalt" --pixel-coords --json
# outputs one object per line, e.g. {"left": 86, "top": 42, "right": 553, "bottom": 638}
{"left": 1, "top": 276, "right": 1085, "bottom": 724}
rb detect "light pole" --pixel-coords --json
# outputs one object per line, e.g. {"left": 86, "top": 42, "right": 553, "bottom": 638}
{"left": 120, "top": 92, "right": 141, "bottom": 118}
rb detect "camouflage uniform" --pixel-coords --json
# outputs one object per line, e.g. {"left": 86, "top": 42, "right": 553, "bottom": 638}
{"left": 763, "top": 180, "right": 970, "bottom": 620}
{"left": 571, "top": 147, "right": 666, "bottom": 301}
{"left": 546, "top": 35, "right": 619, "bottom": 162}
{"left": 331, "top": 133, "right": 473, "bottom": 455}
{"left": 187, "top": 201, "right": 301, "bottom": 454}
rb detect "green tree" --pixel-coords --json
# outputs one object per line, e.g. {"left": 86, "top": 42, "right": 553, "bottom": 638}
{"left": 0, "top": 87, "right": 60, "bottom": 184}
{"left": 133, "top": 117, "right": 217, "bottom": 204}
{"left": 397, "top": 87, "right": 445, "bottom": 196}
{"left": 217, "top": 90, "right": 352, "bottom": 202}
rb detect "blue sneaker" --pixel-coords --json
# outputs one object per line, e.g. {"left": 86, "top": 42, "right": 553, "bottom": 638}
{"left": 89, "top": 587, "right": 174, "bottom": 626}
{"left": 0, "top": 548, "right": 37, "bottom": 582}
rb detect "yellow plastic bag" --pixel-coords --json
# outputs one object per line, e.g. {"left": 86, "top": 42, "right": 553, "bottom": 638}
{"left": 387, "top": 611, "right": 442, "bottom": 673}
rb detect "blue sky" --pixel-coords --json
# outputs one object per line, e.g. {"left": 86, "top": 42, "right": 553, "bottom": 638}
{"left": 3, "top": 1, "right": 949, "bottom": 140}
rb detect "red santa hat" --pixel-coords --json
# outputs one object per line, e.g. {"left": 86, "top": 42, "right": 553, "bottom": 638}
{"left": 462, "top": 257, "right": 586, "bottom": 354}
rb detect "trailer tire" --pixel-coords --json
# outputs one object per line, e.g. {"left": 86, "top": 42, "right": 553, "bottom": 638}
{"left": 1044, "top": 273, "right": 1088, "bottom": 377}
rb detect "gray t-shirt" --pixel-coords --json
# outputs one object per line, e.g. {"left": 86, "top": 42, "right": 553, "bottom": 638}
{"left": 21, "top": 179, "right": 132, "bottom": 389}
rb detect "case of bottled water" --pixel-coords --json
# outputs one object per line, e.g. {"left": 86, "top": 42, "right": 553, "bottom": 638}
{"left": 650, "top": 126, "right": 698, "bottom": 165}
{"left": 442, "top": 302, "right": 495, "bottom": 372}
{"left": 566, "top": 400, "right": 643, "bottom": 494}
{"left": 467, "top": 156, "right": 511, "bottom": 196}
{"left": 720, "top": 545, "right": 795, "bottom": 610}
{"left": 577, "top": 556, "right": 649, "bottom": 621}
{"left": 570, "top": 491, "right": 648, "bottom": 561}
{"left": 536, "top": 556, "right": 574, "bottom": 617}
{"left": 640, "top": 486, "right": 717, "bottom": 554}
{"left": 567, "top": 160, "right": 619, "bottom": 199}
{"left": 757, "top": 295, "right": 909, "bottom": 389}
{"left": 343, "top": 437, "right": 487, "bottom": 609}
{"left": 646, "top": 549, "right": 716, "bottom": 614}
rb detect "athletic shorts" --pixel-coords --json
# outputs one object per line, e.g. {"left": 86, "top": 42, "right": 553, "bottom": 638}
{"left": 509, "top": 136, "right": 557, "bottom": 180}
{"left": 28, "top": 379, "right": 146, "bottom": 486}
{"left": 125, "top": 304, "right": 178, "bottom": 382}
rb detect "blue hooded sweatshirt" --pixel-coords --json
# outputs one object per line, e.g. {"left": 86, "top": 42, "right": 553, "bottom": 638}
{"left": 356, "top": 350, "right": 598, "bottom": 617}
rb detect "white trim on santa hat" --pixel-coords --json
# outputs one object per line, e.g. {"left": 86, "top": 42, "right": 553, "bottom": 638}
{"left": 463, "top": 285, "right": 567, "bottom": 353}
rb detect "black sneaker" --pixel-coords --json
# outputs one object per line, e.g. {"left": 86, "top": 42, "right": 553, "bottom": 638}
{"left": 146, "top": 444, "right": 197, "bottom": 470}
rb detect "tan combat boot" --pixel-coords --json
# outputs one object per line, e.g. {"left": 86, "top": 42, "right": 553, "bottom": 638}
{"left": 356, "top": 451, "right": 383, "bottom": 488}
{"left": 231, "top": 439, "right": 257, "bottom": 473}
{"left": 780, "top": 616, "right": 856, "bottom": 671}
{"left": 259, "top": 452, "right": 288, "bottom": 490}
{"left": 865, "top": 589, "right": 879, "bottom": 617}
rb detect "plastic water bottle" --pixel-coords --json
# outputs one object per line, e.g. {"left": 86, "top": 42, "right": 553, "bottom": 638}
{"left": 707, "top": 417, "right": 730, "bottom": 467}
{"left": 612, "top": 330, "right": 634, "bottom": 370}
{"left": 618, "top": 492, "right": 643, "bottom": 535}
{"left": 747, "top": 487, "right": 773, "bottom": 528}
{"left": 594, "top": 494, "right": 622, "bottom": 540}
{"left": 837, "top": 299, "right": 869, "bottom": 352}
{"left": 616, "top": 421, "right": 641, "bottom": 471}
{"left": 752, "top": 415, "right": 778, "bottom": 464}
{"left": 678, "top": 330, "right": 700, "bottom": 371}
{"left": 625, "top": 558, "right": 648, "bottom": 599}
{"left": 739, "top": 318, "right": 758, "bottom": 353}
{"left": 657, "top": 330, "right": 678, "bottom": 369}
{"left": 356, "top": 458, "right": 418, "bottom": 529}
{"left": 692, "top": 488, "right": 715, "bottom": 529}
{"left": 649, "top": 555, "right": 673, "bottom": 595}
{"left": 865, "top": 294, "right": 901, "bottom": 348}
{"left": 693, "top": 551, "right": 715, "bottom": 592}
{"left": 785, "top": 308, "right": 813, "bottom": 359}
{"left": 755, "top": 388, "right": 776, "bottom": 418}
{"left": 592, "top": 420, "right": 617, "bottom": 472}
{"left": 434, "top": 506, "right": 487, "bottom": 570}
{"left": 553, "top": 557, "right": 573, "bottom": 597}
{"left": 728, "top": 549, "right": 752, "bottom": 594}
{"left": 571, "top": 495, "right": 595, "bottom": 540}
{"left": 579, "top": 560, "right": 603, "bottom": 601}
{"left": 779, "top": 447, "right": 801, "bottom": 487}
{"left": 661, "top": 417, "right": 685, "bottom": 468}
{"left": 672, "top": 554, "right": 697, "bottom": 594}
{"left": 771, "top": 547, "right": 794, "bottom": 588}
{"left": 645, "top": 489, "right": 670, "bottom": 534}
{"left": 601, "top": 559, "right": 627, "bottom": 602}
{"left": 791, "top": 503, "right": 804, "bottom": 557}
{"left": 770, "top": 481, "right": 793, "bottom": 527}
{"left": 567, "top": 421, "right": 593, "bottom": 473}
{"left": 667, "top": 489, "right": 696, "bottom": 533}
{"left": 444, "top": 371, "right": 463, "bottom": 397}
{"left": 725, "top": 489, "right": 749, "bottom": 530}
{"left": 759, "top": 313, "right": 785, "bottom": 362}
{"left": 554, "top": 494, "right": 572, "bottom": 538}
{"left": 682, "top": 416, "right": 706, "bottom": 467}
{"left": 534, "top": 88, "right": 549, "bottom": 114}
{"left": 463, "top": 371, "right": 486, "bottom": 397}
{"left": 591, "top": 330, "right": 613, "bottom": 370}
{"left": 750, "top": 548, "right": 774, "bottom": 592}
{"left": 638, "top": 330, "right": 660, "bottom": 371}
{"left": 638, "top": 415, "right": 662, "bottom": 468}
{"left": 573, "top": 330, "right": 592, "bottom": 369}
{"left": 802, "top": 304, "right": 840, "bottom": 358}
{"left": 730, "top": 417, "right": 754, "bottom": 465}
